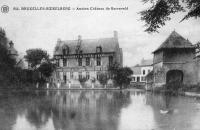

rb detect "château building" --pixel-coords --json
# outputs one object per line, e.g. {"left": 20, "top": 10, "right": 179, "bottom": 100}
{"left": 53, "top": 31, "right": 123, "bottom": 85}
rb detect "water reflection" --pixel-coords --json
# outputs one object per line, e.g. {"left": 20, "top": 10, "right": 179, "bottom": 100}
{"left": 1, "top": 90, "right": 200, "bottom": 130}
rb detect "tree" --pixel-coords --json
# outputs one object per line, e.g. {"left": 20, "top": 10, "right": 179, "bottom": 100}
{"left": 79, "top": 77, "right": 87, "bottom": 86}
{"left": 108, "top": 62, "right": 121, "bottom": 76}
{"left": 24, "top": 49, "right": 49, "bottom": 69}
{"left": 38, "top": 62, "right": 56, "bottom": 79}
{"left": 0, "top": 43, "right": 17, "bottom": 85}
{"left": 108, "top": 63, "right": 133, "bottom": 89}
{"left": 113, "top": 67, "right": 133, "bottom": 89}
{"left": 0, "top": 43, "right": 16, "bottom": 69}
{"left": 98, "top": 73, "right": 109, "bottom": 87}
{"left": 140, "top": 0, "right": 200, "bottom": 33}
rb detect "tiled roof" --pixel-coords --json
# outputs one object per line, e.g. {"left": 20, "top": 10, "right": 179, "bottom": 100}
{"left": 153, "top": 31, "right": 195, "bottom": 53}
{"left": 54, "top": 37, "right": 118, "bottom": 55}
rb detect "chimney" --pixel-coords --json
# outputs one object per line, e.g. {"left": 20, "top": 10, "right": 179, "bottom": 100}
{"left": 78, "top": 35, "right": 82, "bottom": 41}
{"left": 114, "top": 31, "right": 118, "bottom": 39}
{"left": 77, "top": 35, "right": 82, "bottom": 46}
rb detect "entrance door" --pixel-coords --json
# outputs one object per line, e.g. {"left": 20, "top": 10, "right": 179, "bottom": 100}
{"left": 63, "top": 75, "right": 67, "bottom": 83}
{"left": 137, "top": 77, "right": 140, "bottom": 82}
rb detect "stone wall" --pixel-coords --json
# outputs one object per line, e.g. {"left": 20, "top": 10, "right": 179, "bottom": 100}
{"left": 163, "top": 49, "right": 195, "bottom": 63}
{"left": 153, "top": 49, "right": 197, "bottom": 87}
{"left": 153, "top": 51, "right": 163, "bottom": 64}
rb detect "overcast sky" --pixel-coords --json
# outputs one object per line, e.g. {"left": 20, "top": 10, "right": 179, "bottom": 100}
{"left": 0, "top": 0, "right": 200, "bottom": 66}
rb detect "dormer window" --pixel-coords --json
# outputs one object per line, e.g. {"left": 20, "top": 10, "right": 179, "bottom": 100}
{"left": 62, "top": 45, "right": 69, "bottom": 55}
{"left": 96, "top": 46, "right": 102, "bottom": 53}
{"left": 63, "top": 49, "right": 67, "bottom": 55}
{"left": 76, "top": 48, "right": 83, "bottom": 54}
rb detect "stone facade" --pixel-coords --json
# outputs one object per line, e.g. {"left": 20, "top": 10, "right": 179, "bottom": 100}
{"left": 153, "top": 31, "right": 197, "bottom": 87}
{"left": 53, "top": 31, "right": 123, "bottom": 86}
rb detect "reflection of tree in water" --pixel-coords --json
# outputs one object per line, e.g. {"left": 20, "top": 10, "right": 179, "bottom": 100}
{"left": 0, "top": 91, "right": 45, "bottom": 130}
{"left": 25, "top": 98, "right": 52, "bottom": 128}
{"left": 0, "top": 90, "right": 131, "bottom": 130}
{"left": 0, "top": 93, "right": 17, "bottom": 130}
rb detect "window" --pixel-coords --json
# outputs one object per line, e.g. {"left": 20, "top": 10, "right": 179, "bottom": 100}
{"left": 96, "top": 46, "right": 102, "bottom": 53}
{"left": 143, "top": 70, "right": 145, "bottom": 75}
{"left": 96, "top": 57, "right": 101, "bottom": 66}
{"left": 63, "top": 59, "right": 67, "bottom": 66}
{"left": 79, "top": 72, "right": 82, "bottom": 80}
{"left": 56, "top": 72, "right": 60, "bottom": 78}
{"left": 78, "top": 58, "right": 82, "bottom": 66}
{"left": 86, "top": 72, "right": 90, "bottom": 79}
{"left": 97, "top": 72, "right": 100, "bottom": 80}
{"left": 137, "top": 77, "right": 140, "bottom": 82}
{"left": 132, "top": 77, "right": 135, "bottom": 81}
{"left": 56, "top": 60, "right": 59, "bottom": 67}
{"left": 86, "top": 57, "right": 90, "bottom": 66}
{"left": 70, "top": 72, "right": 73, "bottom": 79}
{"left": 109, "top": 56, "right": 113, "bottom": 66}
{"left": 63, "top": 49, "right": 66, "bottom": 55}
{"left": 63, "top": 75, "right": 67, "bottom": 83}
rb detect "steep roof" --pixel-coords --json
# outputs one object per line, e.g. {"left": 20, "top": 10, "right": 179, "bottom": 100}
{"left": 153, "top": 31, "right": 195, "bottom": 53}
{"left": 54, "top": 37, "right": 119, "bottom": 55}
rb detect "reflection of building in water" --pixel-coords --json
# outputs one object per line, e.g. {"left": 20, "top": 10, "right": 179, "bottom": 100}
{"left": 48, "top": 91, "right": 130, "bottom": 130}
{"left": 52, "top": 31, "right": 123, "bottom": 87}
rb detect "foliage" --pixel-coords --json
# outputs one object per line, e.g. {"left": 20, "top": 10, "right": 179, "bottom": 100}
{"left": 140, "top": 0, "right": 200, "bottom": 33}
{"left": 98, "top": 73, "right": 109, "bottom": 86}
{"left": 108, "top": 63, "right": 133, "bottom": 89}
{"left": 114, "top": 67, "right": 133, "bottom": 89}
{"left": 79, "top": 77, "right": 87, "bottom": 85}
{"left": 0, "top": 43, "right": 16, "bottom": 69}
{"left": 108, "top": 62, "right": 121, "bottom": 76}
{"left": 91, "top": 78, "right": 96, "bottom": 83}
{"left": 38, "top": 62, "right": 56, "bottom": 78}
{"left": 24, "top": 49, "right": 49, "bottom": 69}
{"left": 0, "top": 43, "right": 17, "bottom": 85}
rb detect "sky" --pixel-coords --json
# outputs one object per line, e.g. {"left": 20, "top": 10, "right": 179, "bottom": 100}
{"left": 0, "top": 0, "right": 200, "bottom": 67}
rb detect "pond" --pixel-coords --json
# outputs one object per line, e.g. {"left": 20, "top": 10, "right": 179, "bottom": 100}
{"left": 0, "top": 90, "right": 200, "bottom": 130}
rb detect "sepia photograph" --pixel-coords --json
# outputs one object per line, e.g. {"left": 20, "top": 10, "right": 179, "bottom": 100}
{"left": 0, "top": 0, "right": 200, "bottom": 130}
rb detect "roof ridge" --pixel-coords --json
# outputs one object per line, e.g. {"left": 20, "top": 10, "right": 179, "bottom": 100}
{"left": 153, "top": 31, "right": 194, "bottom": 53}
{"left": 62, "top": 37, "right": 115, "bottom": 42}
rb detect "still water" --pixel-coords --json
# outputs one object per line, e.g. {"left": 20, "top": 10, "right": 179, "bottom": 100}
{"left": 0, "top": 90, "right": 200, "bottom": 130}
